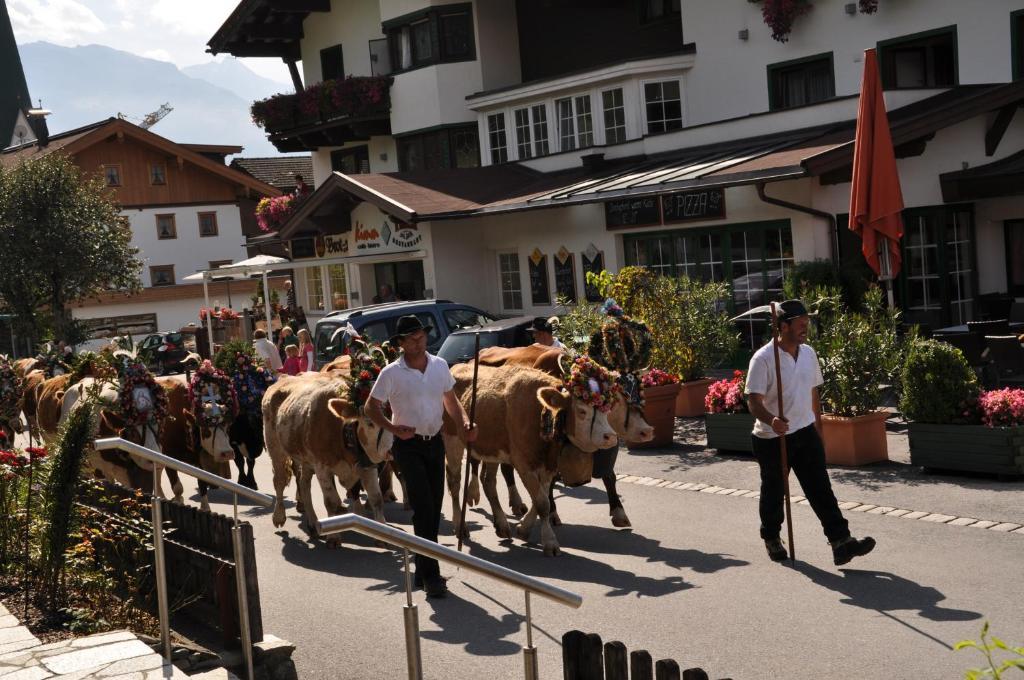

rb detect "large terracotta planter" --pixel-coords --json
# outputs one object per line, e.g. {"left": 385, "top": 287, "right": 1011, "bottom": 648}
{"left": 908, "top": 423, "right": 1024, "bottom": 476}
{"left": 629, "top": 383, "right": 680, "bottom": 449}
{"left": 675, "top": 378, "right": 714, "bottom": 417}
{"left": 821, "top": 411, "right": 889, "bottom": 466}
{"left": 705, "top": 412, "right": 756, "bottom": 453}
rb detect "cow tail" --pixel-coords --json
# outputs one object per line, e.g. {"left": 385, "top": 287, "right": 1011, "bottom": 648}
{"left": 263, "top": 407, "right": 292, "bottom": 487}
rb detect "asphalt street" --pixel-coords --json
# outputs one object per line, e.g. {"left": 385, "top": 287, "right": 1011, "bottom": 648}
{"left": 185, "top": 418, "right": 1024, "bottom": 680}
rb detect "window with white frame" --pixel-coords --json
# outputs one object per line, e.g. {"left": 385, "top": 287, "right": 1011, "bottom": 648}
{"left": 488, "top": 113, "right": 508, "bottom": 164}
{"left": 531, "top": 104, "right": 550, "bottom": 156}
{"left": 514, "top": 108, "right": 533, "bottom": 159}
{"left": 498, "top": 252, "right": 523, "bottom": 311}
{"left": 306, "top": 266, "right": 325, "bottom": 311}
{"left": 555, "top": 95, "right": 593, "bottom": 151}
{"left": 602, "top": 88, "right": 626, "bottom": 144}
{"left": 644, "top": 80, "right": 683, "bottom": 133}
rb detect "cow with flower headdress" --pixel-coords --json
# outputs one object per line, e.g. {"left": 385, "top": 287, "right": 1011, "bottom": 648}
{"left": 442, "top": 357, "right": 618, "bottom": 557}
{"left": 262, "top": 341, "right": 394, "bottom": 540}
{"left": 214, "top": 346, "right": 276, "bottom": 489}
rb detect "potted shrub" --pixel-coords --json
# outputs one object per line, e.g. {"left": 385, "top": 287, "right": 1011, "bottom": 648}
{"left": 704, "top": 370, "right": 755, "bottom": 453}
{"left": 589, "top": 267, "right": 739, "bottom": 418}
{"left": 901, "top": 340, "right": 1024, "bottom": 476}
{"left": 628, "top": 369, "right": 680, "bottom": 449}
{"left": 814, "top": 287, "right": 903, "bottom": 465}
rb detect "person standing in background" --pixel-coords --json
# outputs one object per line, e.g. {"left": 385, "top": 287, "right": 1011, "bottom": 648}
{"left": 297, "top": 328, "right": 315, "bottom": 372}
{"left": 277, "top": 326, "right": 295, "bottom": 363}
{"left": 252, "top": 329, "right": 282, "bottom": 373}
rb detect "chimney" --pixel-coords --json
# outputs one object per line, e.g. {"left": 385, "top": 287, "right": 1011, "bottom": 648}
{"left": 581, "top": 152, "right": 605, "bottom": 172}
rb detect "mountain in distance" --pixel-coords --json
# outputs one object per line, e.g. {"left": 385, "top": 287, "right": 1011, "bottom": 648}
{"left": 19, "top": 42, "right": 285, "bottom": 157}
{"left": 183, "top": 57, "right": 291, "bottom": 104}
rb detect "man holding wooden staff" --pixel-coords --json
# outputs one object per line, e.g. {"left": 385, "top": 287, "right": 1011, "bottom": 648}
{"left": 745, "top": 300, "right": 876, "bottom": 566}
{"left": 366, "top": 315, "right": 477, "bottom": 598}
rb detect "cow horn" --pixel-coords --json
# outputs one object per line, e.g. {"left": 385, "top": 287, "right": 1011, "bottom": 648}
{"left": 557, "top": 352, "right": 573, "bottom": 378}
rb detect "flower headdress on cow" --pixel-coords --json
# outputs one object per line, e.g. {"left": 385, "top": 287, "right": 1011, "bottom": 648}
{"left": 35, "top": 343, "right": 71, "bottom": 379}
{"left": 345, "top": 340, "right": 390, "bottom": 412}
{"left": 214, "top": 342, "right": 275, "bottom": 416}
{"left": 188, "top": 360, "right": 239, "bottom": 428}
{"left": 562, "top": 355, "right": 621, "bottom": 413}
{"left": 587, "top": 298, "right": 652, "bottom": 407}
{"left": 115, "top": 356, "right": 169, "bottom": 427}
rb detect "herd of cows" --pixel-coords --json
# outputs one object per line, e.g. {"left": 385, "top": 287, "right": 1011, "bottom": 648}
{"left": 8, "top": 342, "right": 655, "bottom": 559}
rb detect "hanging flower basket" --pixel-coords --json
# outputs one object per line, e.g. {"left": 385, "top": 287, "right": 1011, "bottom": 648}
{"left": 255, "top": 195, "right": 297, "bottom": 233}
{"left": 754, "top": 0, "right": 813, "bottom": 42}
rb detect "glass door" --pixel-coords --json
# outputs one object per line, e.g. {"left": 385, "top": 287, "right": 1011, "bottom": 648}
{"left": 899, "top": 205, "right": 976, "bottom": 329}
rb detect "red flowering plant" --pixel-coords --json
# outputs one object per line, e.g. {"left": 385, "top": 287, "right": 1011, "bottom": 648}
{"left": 706, "top": 370, "right": 748, "bottom": 414}
{"left": 324, "top": 76, "right": 391, "bottom": 119}
{"left": 978, "top": 388, "right": 1024, "bottom": 428}
{"left": 565, "top": 356, "right": 622, "bottom": 413}
{"left": 346, "top": 342, "right": 390, "bottom": 411}
{"left": 255, "top": 194, "right": 297, "bottom": 233}
{"left": 250, "top": 93, "right": 297, "bottom": 131}
{"left": 757, "top": 0, "right": 812, "bottom": 42}
{"left": 641, "top": 368, "right": 679, "bottom": 389}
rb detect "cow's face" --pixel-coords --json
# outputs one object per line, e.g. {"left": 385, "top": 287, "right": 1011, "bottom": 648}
{"left": 328, "top": 398, "right": 394, "bottom": 464}
{"left": 607, "top": 395, "right": 654, "bottom": 443}
{"left": 537, "top": 387, "right": 616, "bottom": 453}
{"left": 198, "top": 407, "right": 236, "bottom": 463}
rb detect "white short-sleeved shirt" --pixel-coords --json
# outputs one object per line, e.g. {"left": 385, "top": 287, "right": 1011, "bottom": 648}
{"left": 369, "top": 353, "right": 456, "bottom": 436}
{"left": 253, "top": 338, "right": 283, "bottom": 370}
{"left": 745, "top": 341, "right": 824, "bottom": 439}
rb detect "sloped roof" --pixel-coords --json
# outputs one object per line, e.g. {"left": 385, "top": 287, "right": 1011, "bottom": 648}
{"left": 230, "top": 155, "right": 313, "bottom": 191}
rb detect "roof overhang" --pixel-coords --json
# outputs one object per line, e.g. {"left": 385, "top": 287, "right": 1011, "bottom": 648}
{"left": 207, "top": 0, "right": 330, "bottom": 60}
{"left": 939, "top": 148, "right": 1024, "bottom": 202}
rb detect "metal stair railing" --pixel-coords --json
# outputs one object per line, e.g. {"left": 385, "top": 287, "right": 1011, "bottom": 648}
{"left": 317, "top": 513, "right": 582, "bottom": 680}
{"left": 94, "top": 437, "right": 274, "bottom": 680}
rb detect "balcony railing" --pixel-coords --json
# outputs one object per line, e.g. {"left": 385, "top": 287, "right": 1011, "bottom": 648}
{"left": 250, "top": 76, "right": 392, "bottom": 138}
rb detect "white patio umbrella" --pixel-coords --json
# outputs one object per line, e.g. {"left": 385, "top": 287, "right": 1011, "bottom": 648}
{"left": 185, "top": 255, "right": 290, "bottom": 354}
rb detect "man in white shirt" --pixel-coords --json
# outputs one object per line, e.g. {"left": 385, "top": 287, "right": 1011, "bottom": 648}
{"left": 745, "top": 300, "right": 875, "bottom": 566}
{"left": 252, "top": 329, "right": 283, "bottom": 373}
{"left": 529, "top": 316, "right": 565, "bottom": 350}
{"left": 365, "top": 315, "right": 476, "bottom": 598}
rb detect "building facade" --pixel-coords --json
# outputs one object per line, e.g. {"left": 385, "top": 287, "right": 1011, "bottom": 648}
{"left": 0, "top": 118, "right": 280, "bottom": 338}
{"left": 209, "top": 0, "right": 1024, "bottom": 336}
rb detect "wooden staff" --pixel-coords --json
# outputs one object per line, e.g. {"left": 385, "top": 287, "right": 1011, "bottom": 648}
{"left": 770, "top": 302, "right": 796, "bottom": 563}
{"left": 456, "top": 332, "right": 481, "bottom": 553}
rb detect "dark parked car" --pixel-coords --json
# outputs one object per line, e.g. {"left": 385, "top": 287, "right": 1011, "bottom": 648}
{"left": 137, "top": 330, "right": 197, "bottom": 375}
{"left": 313, "top": 299, "right": 497, "bottom": 368}
{"left": 437, "top": 316, "right": 535, "bottom": 366}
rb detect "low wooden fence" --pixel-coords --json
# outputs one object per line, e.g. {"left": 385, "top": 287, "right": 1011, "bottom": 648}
{"left": 77, "top": 479, "right": 263, "bottom": 645}
{"left": 563, "top": 630, "right": 732, "bottom": 680}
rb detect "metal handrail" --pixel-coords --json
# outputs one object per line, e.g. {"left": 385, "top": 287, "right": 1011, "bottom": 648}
{"left": 94, "top": 437, "right": 274, "bottom": 680}
{"left": 317, "top": 513, "right": 582, "bottom": 680}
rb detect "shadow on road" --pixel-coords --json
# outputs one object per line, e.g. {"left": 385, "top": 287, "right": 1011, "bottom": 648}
{"left": 421, "top": 591, "right": 525, "bottom": 656}
{"left": 794, "top": 563, "right": 981, "bottom": 649}
{"left": 275, "top": 529, "right": 410, "bottom": 597}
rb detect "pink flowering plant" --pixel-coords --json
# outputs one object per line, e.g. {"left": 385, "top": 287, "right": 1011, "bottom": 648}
{"left": 978, "top": 388, "right": 1024, "bottom": 428}
{"left": 641, "top": 368, "right": 679, "bottom": 389}
{"left": 255, "top": 194, "right": 296, "bottom": 233}
{"left": 705, "top": 370, "right": 748, "bottom": 414}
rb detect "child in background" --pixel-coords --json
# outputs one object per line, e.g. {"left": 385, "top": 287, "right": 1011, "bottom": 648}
{"left": 282, "top": 344, "right": 302, "bottom": 376}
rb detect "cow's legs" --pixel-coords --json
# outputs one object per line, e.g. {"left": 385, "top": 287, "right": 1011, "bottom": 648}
{"left": 165, "top": 469, "right": 184, "bottom": 505}
{"left": 603, "top": 473, "right": 631, "bottom": 527}
{"left": 358, "top": 466, "right": 386, "bottom": 524}
{"left": 291, "top": 458, "right": 304, "bottom": 514}
{"left": 501, "top": 463, "right": 527, "bottom": 517}
{"left": 547, "top": 478, "right": 561, "bottom": 527}
{"left": 442, "top": 434, "right": 469, "bottom": 540}
{"left": 481, "top": 462, "right": 512, "bottom": 539}
{"left": 379, "top": 461, "right": 398, "bottom": 504}
{"left": 467, "top": 458, "right": 481, "bottom": 507}
{"left": 297, "top": 464, "right": 324, "bottom": 539}
{"left": 197, "top": 480, "right": 211, "bottom": 513}
{"left": 515, "top": 467, "right": 559, "bottom": 556}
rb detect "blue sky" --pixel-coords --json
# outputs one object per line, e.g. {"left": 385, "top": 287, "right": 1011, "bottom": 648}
{"left": 8, "top": 0, "right": 291, "bottom": 83}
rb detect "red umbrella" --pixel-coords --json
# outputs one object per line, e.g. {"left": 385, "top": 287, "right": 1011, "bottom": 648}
{"left": 849, "top": 48, "right": 904, "bottom": 303}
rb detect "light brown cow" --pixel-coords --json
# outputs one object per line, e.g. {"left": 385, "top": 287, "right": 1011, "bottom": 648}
{"left": 21, "top": 370, "right": 49, "bottom": 442}
{"left": 34, "top": 373, "right": 73, "bottom": 444}
{"left": 477, "top": 344, "right": 654, "bottom": 527}
{"left": 263, "top": 374, "right": 394, "bottom": 541}
{"left": 13, "top": 358, "right": 41, "bottom": 379}
{"left": 443, "top": 363, "right": 616, "bottom": 557}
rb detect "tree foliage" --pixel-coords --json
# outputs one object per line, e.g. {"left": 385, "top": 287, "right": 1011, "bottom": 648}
{"left": 0, "top": 154, "right": 142, "bottom": 341}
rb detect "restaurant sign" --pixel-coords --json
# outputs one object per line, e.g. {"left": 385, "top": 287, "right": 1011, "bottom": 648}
{"left": 352, "top": 216, "right": 423, "bottom": 253}
{"left": 605, "top": 188, "right": 726, "bottom": 230}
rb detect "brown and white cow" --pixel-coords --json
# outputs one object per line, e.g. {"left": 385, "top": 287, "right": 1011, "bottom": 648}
{"left": 443, "top": 363, "right": 617, "bottom": 557}
{"left": 477, "top": 344, "right": 654, "bottom": 528}
{"left": 263, "top": 374, "right": 394, "bottom": 540}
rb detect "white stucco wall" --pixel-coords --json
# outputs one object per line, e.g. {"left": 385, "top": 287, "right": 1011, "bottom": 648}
{"left": 124, "top": 204, "right": 248, "bottom": 286}
{"left": 301, "top": 0, "right": 384, "bottom": 83}
{"left": 390, "top": 61, "right": 483, "bottom": 135}
{"left": 72, "top": 297, "right": 206, "bottom": 335}
{"left": 680, "top": 0, "right": 1022, "bottom": 126}
{"left": 310, "top": 136, "right": 399, "bottom": 186}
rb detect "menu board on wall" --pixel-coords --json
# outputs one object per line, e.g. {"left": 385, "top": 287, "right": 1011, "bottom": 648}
{"left": 661, "top": 188, "right": 726, "bottom": 224}
{"left": 582, "top": 250, "right": 605, "bottom": 303}
{"left": 604, "top": 196, "right": 661, "bottom": 229}
{"left": 529, "top": 254, "right": 551, "bottom": 306}
{"left": 554, "top": 249, "right": 577, "bottom": 302}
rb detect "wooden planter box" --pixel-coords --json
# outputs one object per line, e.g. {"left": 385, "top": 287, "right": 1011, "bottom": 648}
{"left": 628, "top": 382, "right": 680, "bottom": 449}
{"left": 908, "top": 423, "right": 1024, "bottom": 476}
{"left": 821, "top": 411, "right": 889, "bottom": 466}
{"left": 675, "top": 378, "right": 714, "bottom": 417}
{"left": 705, "top": 412, "right": 755, "bottom": 453}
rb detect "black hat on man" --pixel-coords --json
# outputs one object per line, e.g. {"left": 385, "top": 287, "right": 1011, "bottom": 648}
{"left": 529, "top": 316, "right": 554, "bottom": 334}
{"left": 390, "top": 314, "right": 433, "bottom": 345}
{"left": 777, "top": 299, "right": 811, "bottom": 323}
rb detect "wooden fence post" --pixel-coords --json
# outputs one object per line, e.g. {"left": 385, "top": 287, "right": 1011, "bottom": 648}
{"left": 603, "top": 641, "right": 628, "bottom": 680}
{"left": 655, "top": 659, "right": 680, "bottom": 680}
{"left": 562, "top": 630, "right": 604, "bottom": 680}
{"left": 630, "top": 650, "right": 653, "bottom": 680}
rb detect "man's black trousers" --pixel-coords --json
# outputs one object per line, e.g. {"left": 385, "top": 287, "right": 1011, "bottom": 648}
{"left": 392, "top": 434, "right": 446, "bottom": 582}
{"left": 751, "top": 425, "right": 849, "bottom": 543}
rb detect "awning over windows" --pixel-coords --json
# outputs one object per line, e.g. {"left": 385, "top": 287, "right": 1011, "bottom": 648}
{"left": 940, "top": 148, "right": 1024, "bottom": 202}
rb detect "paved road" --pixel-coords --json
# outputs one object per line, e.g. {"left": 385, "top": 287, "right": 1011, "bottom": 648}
{"left": 187, "top": 421, "right": 1023, "bottom": 680}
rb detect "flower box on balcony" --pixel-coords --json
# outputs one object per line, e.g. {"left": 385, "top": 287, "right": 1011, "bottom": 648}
{"left": 251, "top": 76, "right": 392, "bottom": 135}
